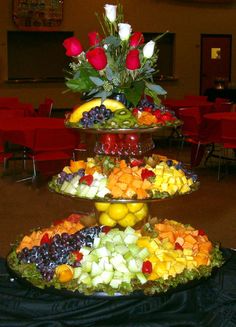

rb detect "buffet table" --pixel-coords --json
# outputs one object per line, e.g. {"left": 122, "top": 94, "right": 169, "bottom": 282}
{"left": 0, "top": 249, "right": 235, "bottom": 327}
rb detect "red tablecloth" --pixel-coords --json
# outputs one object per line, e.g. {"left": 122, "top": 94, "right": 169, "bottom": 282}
{"left": 0, "top": 103, "right": 35, "bottom": 117}
{"left": 163, "top": 99, "right": 214, "bottom": 117}
{"left": 202, "top": 112, "right": 236, "bottom": 143}
{"left": 0, "top": 117, "right": 77, "bottom": 148}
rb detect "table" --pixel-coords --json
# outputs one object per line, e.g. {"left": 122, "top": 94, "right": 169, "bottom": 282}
{"left": 0, "top": 117, "right": 75, "bottom": 149}
{"left": 163, "top": 99, "right": 214, "bottom": 118}
{"left": 0, "top": 248, "right": 235, "bottom": 326}
{"left": 0, "top": 104, "right": 35, "bottom": 117}
{"left": 202, "top": 112, "right": 236, "bottom": 143}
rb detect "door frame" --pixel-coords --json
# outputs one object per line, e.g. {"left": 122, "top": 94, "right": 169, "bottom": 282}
{"left": 200, "top": 34, "right": 232, "bottom": 94}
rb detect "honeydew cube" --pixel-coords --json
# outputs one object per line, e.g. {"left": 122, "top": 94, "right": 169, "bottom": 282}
{"left": 100, "top": 271, "right": 114, "bottom": 284}
{"left": 104, "top": 263, "right": 114, "bottom": 272}
{"left": 104, "top": 241, "right": 115, "bottom": 252}
{"left": 113, "top": 234, "right": 123, "bottom": 244}
{"left": 73, "top": 267, "right": 82, "bottom": 279}
{"left": 98, "top": 257, "right": 109, "bottom": 269}
{"left": 91, "top": 262, "right": 103, "bottom": 277}
{"left": 124, "top": 226, "right": 136, "bottom": 235}
{"left": 86, "top": 186, "right": 98, "bottom": 199}
{"left": 97, "top": 188, "right": 110, "bottom": 198}
{"left": 136, "top": 272, "right": 147, "bottom": 284}
{"left": 92, "top": 275, "right": 104, "bottom": 286}
{"left": 128, "top": 259, "right": 141, "bottom": 273}
{"left": 137, "top": 247, "right": 150, "bottom": 260}
{"left": 94, "top": 247, "right": 111, "bottom": 258}
{"left": 116, "top": 245, "right": 129, "bottom": 255}
{"left": 80, "top": 247, "right": 92, "bottom": 256}
{"left": 116, "top": 262, "right": 129, "bottom": 273}
{"left": 128, "top": 244, "right": 140, "bottom": 256}
{"left": 113, "top": 271, "right": 123, "bottom": 279}
{"left": 110, "top": 254, "right": 125, "bottom": 267}
{"left": 81, "top": 261, "right": 92, "bottom": 273}
{"left": 110, "top": 279, "right": 122, "bottom": 289}
{"left": 124, "top": 234, "right": 139, "bottom": 244}
{"left": 78, "top": 272, "right": 90, "bottom": 283}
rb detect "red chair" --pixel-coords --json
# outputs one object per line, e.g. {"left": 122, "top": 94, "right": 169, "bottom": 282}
{"left": 214, "top": 102, "right": 233, "bottom": 113}
{"left": 36, "top": 98, "right": 54, "bottom": 117}
{"left": 184, "top": 95, "right": 208, "bottom": 101}
{"left": 21, "top": 128, "right": 76, "bottom": 182}
{"left": 178, "top": 108, "right": 212, "bottom": 167}
{"left": 0, "top": 109, "right": 25, "bottom": 118}
{"left": 217, "top": 119, "right": 236, "bottom": 180}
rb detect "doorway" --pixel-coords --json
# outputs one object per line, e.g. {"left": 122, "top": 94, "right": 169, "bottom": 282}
{"left": 200, "top": 34, "right": 232, "bottom": 95}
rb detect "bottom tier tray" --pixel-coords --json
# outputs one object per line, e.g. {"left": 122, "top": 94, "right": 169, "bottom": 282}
{"left": 7, "top": 212, "right": 224, "bottom": 297}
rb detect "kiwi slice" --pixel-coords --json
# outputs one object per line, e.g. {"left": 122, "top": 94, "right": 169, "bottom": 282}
{"left": 119, "top": 118, "right": 135, "bottom": 128}
{"left": 114, "top": 108, "right": 132, "bottom": 121}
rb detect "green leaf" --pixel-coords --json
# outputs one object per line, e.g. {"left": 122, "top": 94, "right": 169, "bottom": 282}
{"left": 89, "top": 76, "right": 104, "bottom": 86}
{"left": 124, "top": 81, "right": 145, "bottom": 106}
{"left": 104, "top": 35, "right": 121, "bottom": 47}
{"left": 145, "top": 82, "right": 167, "bottom": 95}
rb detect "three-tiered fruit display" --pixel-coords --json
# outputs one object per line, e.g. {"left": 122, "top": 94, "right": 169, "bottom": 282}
{"left": 7, "top": 3, "right": 224, "bottom": 296}
{"left": 7, "top": 97, "right": 224, "bottom": 296}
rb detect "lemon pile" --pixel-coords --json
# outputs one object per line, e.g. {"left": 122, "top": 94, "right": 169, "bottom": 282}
{"left": 95, "top": 202, "right": 149, "bottom": 227}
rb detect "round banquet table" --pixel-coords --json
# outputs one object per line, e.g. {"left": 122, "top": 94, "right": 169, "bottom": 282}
{"left": 0, "top": 249, "right": 236, "bottom": 327}
{"left": 163, "top": 99, "right": 214, "bottom": 118}
{"left": 202, "top": 112, "right": 236, "bottom": 143}
{"left": 0, "top": 117, "right": 71, "bottom": 148}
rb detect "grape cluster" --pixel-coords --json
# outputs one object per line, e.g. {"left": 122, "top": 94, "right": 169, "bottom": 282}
{"left": 80, "top": 105, "right": 114, "bottom": 128}
{"left": 57, "top": 169, "right": 85, "bottom": 185}
{"left": 17, "top": 226, "right": 103, "bottom": 281}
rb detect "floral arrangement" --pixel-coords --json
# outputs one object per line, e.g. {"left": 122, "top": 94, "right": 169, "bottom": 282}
{"left": 62, "top": 3, "right": 167, "bottom": 106}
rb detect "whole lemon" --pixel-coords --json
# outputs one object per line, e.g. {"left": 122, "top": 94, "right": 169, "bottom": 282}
{"left": 127, "top": 202, "right": 144, "bottom": 213}
{"left": 99, "top": 212, "right": 117, "bottom": 227}
{"left": 134, "top": 204, "right": 149, "bottom": 222}
{"left": 108, "top": 203, "right": 128, "bottom": 221}
{"left": 95, "top": 202, "right": 111, "bottom": 212}
{"left": 118, "top": 213, "right": 137, "bottom": 227}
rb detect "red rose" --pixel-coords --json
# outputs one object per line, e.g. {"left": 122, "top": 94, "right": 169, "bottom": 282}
{"left": 125, "top": 49, "right": 141, "bottom": 70}
{"left": 129, "top": 32, "right": 144, "bottom": 47}
{"left": 88, "top": 31, "right": 102, "bottom": 46}
{"left": 63, "top": 36, "right": 83, "bottom": 57}
{"left": 86, "top": 47, "right": 107, "bottom": 70}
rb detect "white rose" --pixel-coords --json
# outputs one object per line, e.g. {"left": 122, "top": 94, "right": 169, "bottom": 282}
{"left": 104, "top": 4, "right": 117, "bottom": 23}
{"left": 118, "top": 23, "right": 132, "bottom": 41}
{"left": 143, "top": 40, "right": 155, "bottom": 58}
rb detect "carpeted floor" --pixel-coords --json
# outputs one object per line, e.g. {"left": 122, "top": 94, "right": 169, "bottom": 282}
{"left": 0, "top": 141, "right": 236, "bottom": 258}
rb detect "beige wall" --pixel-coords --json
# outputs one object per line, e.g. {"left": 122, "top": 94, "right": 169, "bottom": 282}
{"left": 0, "top": 0, "right": 236, "bottom": 109}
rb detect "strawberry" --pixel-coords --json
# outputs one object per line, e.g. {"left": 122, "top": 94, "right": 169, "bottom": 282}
{"left": 141, "top": 168, "right": 156, "bottom": 180}
{"left": 143, "top": 107, "right": 152, "bottom": 113}
{"left": 72, "top": 251, "right": 83, "bottom": 262}
{"left": 40, "top": 233, "right": 51, "bottom": 245}
{"left": 198, "top": 229, "right": 206, "bottom": 236}
{"left": 130, "top": 158, "right": 144, "bottom": 167}
{"left": 132, "top": 108, "right": 139, "bottom": 116}
{"left": 79, "top": 175, "right": 93, "bottom": 186}
{"left": 142, "top": 260, "right": 152, "bottom": 274}
{"left": 102, "top": 226, "right": 112, "bottom": 234}
{"left": 175, "top": 242, "right": 183, "bottom": 250}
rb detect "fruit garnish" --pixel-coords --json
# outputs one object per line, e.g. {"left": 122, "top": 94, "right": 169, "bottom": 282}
{"left": 142, "top": 260, "right": 152, "bottom": 274}
{"left": 130, "top": 158, "right": 144, "bottom": 167}
{"left": 101, "top": 226, "right": 112, "bottom": 234}
{"left": 72, "top": 251, "right": 83, "bottom": 262}
{"left": 175, "top": 242, "right": 183, "bottom": 250}
{"left": 198, "top": 229, "right": 206, "bottom": 236}
{"left": 40, "top": 233, "right": 51, "bottom": 245}
{"left": 79, "top": 175, "right": 93, "bottom": 186}
{"left": 141, "top": 168, "right": 156, "bottom": 180}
